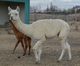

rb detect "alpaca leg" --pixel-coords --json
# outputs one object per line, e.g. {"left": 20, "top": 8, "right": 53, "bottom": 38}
{"left": 21, "top": 40, "right": 25, "bottom": 53}
{"left": 34, "top": 49, "right": 40, "bottom": 63}
{"left": 58, "top": 48, "right": 65, "bottom": 61}
{"left": 34, "top": 44, "right": 42, "bottom": 63}
{"left": 33, "top": 39, "right": 45, "bottom": 63}
{"left": 35, "top": 47, "right": 42, "bottom": 63}
{"left": 28, "top": 38, "right": 31, "bottom": 55}
{"left": 33, "top": 41, "right": 42, "bottom": 63}
{"left": 23, "top": 38, "right": 27, "bottom": 56}
{"left": 38, "top": 47, "right": 42, "bottom": 62}
{"left": 13, "top": 40, "right": 20, "bottom": 54}
{"left": 58, "top": 40, "right": 71, "bottom": 61}
{"left": 58, "top": 27, "right": 70, "bottom": 61}
{"left": 66, "top": 42, "right": 71, "bottom": 60}
{"left": 58, "top": 39, "right": 66, "bottom": 61}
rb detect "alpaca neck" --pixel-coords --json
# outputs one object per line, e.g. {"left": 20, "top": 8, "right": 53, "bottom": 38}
{"left": 13, "top": 17, "right": 32, "bottom": 36}
{"left": 13, "top": 18, "right": 24, "bottom": 30}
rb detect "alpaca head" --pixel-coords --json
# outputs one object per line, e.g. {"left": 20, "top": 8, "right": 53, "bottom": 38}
{"left": 8, "top": 6, "right": 20, "bottom": 21}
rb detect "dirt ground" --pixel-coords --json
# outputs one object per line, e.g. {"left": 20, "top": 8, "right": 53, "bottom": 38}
{"left": 0, "top": 27, "right": 80, "bottom": 66}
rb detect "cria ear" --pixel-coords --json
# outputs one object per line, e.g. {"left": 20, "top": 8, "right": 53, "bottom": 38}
{"left": 8, "top": 6, "right": 12, "bottom": 12}
{"left": 16, "top": 6, "right": 20, "bottom": 12}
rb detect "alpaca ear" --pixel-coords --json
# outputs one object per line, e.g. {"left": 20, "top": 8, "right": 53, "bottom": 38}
{"left": 8, "top": 6, "right": 12, "bottom": 12}
{"left": 16, "top": 6, "right": 20, "bottom": 12}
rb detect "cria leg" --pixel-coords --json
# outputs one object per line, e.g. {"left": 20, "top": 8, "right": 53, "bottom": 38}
{"left": 33, "top": 37, "right": 46, "bottom": 63}
{"left": 66, "top": 42, "right": 71, "bottom": 60}
{"left": 58, "top": 41, "right": 71, "bottom": 61}
{"left": 58, "top": 28, "right": 71, "bottom": 61}
{"left": 13, "top": 40, "right": 20, "bottom": 54}
{"left": 58, "top": 40, "right": 71, "bottom": 61}
{"left": 58, "top": 39, "right": 66, "bottom": 61}
{"left": 33, "top": 46, "right": 42, "bottom": 63}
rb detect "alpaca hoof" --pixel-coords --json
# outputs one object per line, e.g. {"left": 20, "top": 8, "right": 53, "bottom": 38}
{"left": 23, "top": 53, "right": 26, "bottom": 56}
{"left": 35, "top": 62, "right": 38, "bottom": 64}
{"left": 35, "top": 60, "right": 40, "bottom": 64}
{"left": 23, "top": 54, "right": 25, "bottom": 56}
{"left": 57, "top": 60, "right": 61, "bottom": 63}
{"left": 67, "top": 59, "right": 71, "bottom": 61}
{"left": 17, "top": 56, "right": 21, "bottom": 59}
{"left": 35, "top": 61, "right": 40, "bottom": 64}
{"left": 28, "top": 53, "right": 30, "bottom": 55}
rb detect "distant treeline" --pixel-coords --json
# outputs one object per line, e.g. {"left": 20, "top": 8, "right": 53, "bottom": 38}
{"left": 30, "top": 2, "right": 80, "bottom": 15}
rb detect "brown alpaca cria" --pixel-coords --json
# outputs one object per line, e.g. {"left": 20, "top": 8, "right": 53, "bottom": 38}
{"left": 9, "top": 20, "right": 31, "bottom": 56}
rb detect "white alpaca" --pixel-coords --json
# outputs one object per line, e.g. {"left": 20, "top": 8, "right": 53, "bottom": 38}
{"left": 8, "top": 6, "right": 71, "bottom": 63}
